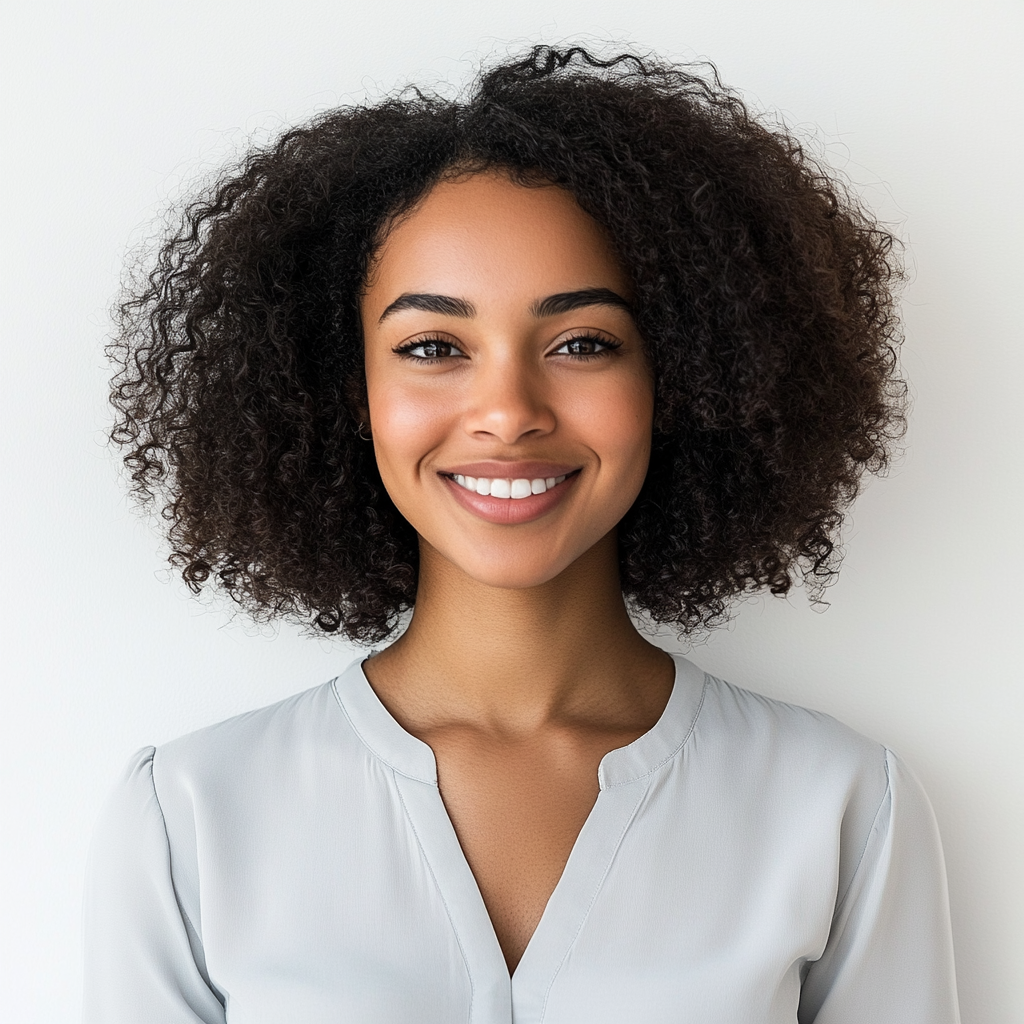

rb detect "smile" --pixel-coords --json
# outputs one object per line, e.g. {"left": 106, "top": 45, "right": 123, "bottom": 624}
{"left": 449, "top": 473, "right": 569, "bottom": 499}
{"left": 439, "top": 469, "right": 580, "bottom": 525}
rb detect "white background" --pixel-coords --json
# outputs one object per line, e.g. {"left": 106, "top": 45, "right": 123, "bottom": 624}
{"left": 1, "top": 1, "right": 1021, "bottom": 1020}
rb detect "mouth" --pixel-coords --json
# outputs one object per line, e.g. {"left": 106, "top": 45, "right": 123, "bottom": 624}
{"left": 441, "top": 469, "right": 577, "bottom": 499}
{"left": 438, "top": 468, "right": 581, "bottom": 525}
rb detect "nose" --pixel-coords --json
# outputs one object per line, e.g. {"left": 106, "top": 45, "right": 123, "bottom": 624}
{"left": 462, "top": 356, "right": 556, "bottom": 445}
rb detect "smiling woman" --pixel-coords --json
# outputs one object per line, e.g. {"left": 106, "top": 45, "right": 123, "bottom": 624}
{"left": 361, "top": 171, "right": 653, "bottom": 573}
{"left": 88, "top": 45, "right": 960, "bottom": 1024}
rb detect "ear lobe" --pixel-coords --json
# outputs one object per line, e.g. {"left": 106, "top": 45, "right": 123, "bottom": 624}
{"left": 343, "top": 369, "right": 370, "bottom": 426}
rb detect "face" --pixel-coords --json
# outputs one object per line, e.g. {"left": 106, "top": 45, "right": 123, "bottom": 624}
{"left": 360, "top": 170, "right": 654, "bottom": 590}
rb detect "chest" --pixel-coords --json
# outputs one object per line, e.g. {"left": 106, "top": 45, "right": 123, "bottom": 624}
{"left": 196, "top": 749, "right": 833, "bottom": 1024}
{"left": 427, "top": 732, "right": 627, "bottom": 974}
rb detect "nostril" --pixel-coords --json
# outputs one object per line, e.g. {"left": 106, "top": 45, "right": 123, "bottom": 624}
{"left": 464, "top": 400, "right": 557, "bottom": 444}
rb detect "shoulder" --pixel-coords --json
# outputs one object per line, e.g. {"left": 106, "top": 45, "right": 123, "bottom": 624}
{"left": 135, "top": 660, "right": 377, "bottom": 845}
{"left": 693, "top": 667, "right": 889, "bottom": 785}
{"left": 680, "top": 662, "right": 913, "bottom": 905}
{"left": 151, "top": 666, "right": 353, "bottom": 790}
{"left": 95, "top": 669, "right": 355, "bottom": 831}
{"left": 96, "top": 661, "right": 364, "bottom": 932}
{"left": 681, "top": 661, "right": 895, "bottom": 856}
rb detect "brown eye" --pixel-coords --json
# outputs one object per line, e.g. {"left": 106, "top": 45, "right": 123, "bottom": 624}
{"left": 554, "top": 335, "right": 621, "bottom": 358}
{"left": 394, "top": 339, "right": 466, "bottom": 360}
{"left": 418, "top": 341, "right": 451, "bottom": 358}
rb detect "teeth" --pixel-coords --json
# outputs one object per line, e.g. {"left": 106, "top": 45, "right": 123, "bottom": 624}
{"left": 451, "top": 473, "right": 569, "bottom": 498}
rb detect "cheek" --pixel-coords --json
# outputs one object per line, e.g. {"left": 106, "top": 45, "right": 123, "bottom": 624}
{"left": 564, "top": 371, "right": 654, "bottom": 485}
{"left": 368, "top": 380, "right": 453, "bottom": 483}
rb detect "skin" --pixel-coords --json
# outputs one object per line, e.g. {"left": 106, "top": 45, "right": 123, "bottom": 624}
{"left": 359, "top": 170, "right": 675, "bottom": 975}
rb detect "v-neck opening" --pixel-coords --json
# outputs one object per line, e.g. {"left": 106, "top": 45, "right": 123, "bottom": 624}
{"left": 330, "top": 652, "right": 708, "bottom": 1022}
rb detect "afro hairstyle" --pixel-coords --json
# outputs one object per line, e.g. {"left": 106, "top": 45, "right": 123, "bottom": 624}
{"left": 109, "top": 44, "right": 906, "bottom": 642}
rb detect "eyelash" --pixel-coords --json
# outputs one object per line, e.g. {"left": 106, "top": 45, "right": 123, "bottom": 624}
{"left": 555, "top": 333, "right": 623, "bottom": 360}
{"left": 392, "top": 338, "right": 466, "bottom": 363}
{"left": 392, "top": 334, "right": 622, "bottom": 363}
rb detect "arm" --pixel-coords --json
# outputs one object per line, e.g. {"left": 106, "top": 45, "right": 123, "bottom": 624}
{"left": 799, "top": 748, "right": 960, "bottom": 1024}
{"left": 83, "top": 748, "right": 226, "bottom": 1024}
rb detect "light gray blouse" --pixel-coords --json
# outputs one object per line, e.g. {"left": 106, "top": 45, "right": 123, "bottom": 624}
{"left": 83, "top": 653, "right": 960, "bottom": 1023}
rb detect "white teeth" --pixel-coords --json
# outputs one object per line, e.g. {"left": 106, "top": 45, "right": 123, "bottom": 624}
{"left": 450, "top": 473, "right": 572, "bottom": 498}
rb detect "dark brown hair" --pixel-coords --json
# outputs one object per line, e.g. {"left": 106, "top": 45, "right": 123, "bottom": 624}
{"left": 109, "top": 45, "right": 906, "bottom": 642}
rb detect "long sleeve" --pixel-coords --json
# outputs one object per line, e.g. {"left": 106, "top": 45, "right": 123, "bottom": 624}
{"left": 798, "top": 748, "right": 960, "bottom": 1024}
{"left": 83, "top": 747, "right": 226, "bottom": 1024}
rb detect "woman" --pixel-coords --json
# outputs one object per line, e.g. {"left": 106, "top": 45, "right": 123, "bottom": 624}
{"left": 87, "top": 46, "right": 960, "bottom": 1022}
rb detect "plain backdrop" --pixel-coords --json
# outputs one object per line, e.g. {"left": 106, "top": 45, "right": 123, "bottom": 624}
{"left": 1, "top": 1, "right": 1021, "bottom": 1020}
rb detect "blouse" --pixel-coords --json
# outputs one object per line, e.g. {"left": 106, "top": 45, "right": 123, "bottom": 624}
{"left": 83, "top": 652, "right": 961, "bottom": 1023}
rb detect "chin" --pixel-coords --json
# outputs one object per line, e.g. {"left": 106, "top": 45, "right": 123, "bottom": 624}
{"left": 443, "top": 543, "right": 582, "bottom": 592}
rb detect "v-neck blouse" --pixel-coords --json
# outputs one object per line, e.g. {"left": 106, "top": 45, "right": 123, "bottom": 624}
{"left": 83, "top": 653, "right": 960, "bottom": 1023}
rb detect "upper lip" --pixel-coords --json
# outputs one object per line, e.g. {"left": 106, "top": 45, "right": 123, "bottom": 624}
{"left": 440, "top": 461, "right": 580, "bottom": 479}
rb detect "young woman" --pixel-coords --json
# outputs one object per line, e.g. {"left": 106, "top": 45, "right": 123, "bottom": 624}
{"left": 86, "top": 46, "right": 960, "bottom": 1023}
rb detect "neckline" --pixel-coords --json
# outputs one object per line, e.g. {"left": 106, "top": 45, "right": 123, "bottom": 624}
{"left": 329, "top": 651, "right": 709, "bottom": 1009}
{"left": 330, "top": 651, "right": 707, "bottom": 789}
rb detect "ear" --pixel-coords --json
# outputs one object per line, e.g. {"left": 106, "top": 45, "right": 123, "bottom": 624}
{"left": 344, "top": 369, "right": 370, "bottom": 431}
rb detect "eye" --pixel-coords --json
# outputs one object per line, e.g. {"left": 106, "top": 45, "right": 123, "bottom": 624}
{"left": 552, "top": 334, "right": 622, "bottom": 359}
{"left": 393, "top": 337, "right": 466, "bottom": 362}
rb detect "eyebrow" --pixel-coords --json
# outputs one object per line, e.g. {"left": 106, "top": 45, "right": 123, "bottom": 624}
{"left": 377, "top": 287, "right": 632, "bottom": 324}
{"left": 530, "top": 288, "right": 632, "bottom": 318}
{"left": 378, "top": 293, "right": 475, "bottom": 322}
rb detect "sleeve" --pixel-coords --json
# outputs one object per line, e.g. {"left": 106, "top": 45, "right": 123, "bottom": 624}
{"left": 798, "top": 748, "right": 961, "bottom": 1024}
{"left": 83, "top": 747, "right": 227, "bottom": 1024}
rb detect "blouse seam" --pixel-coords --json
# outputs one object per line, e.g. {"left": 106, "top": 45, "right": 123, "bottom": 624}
{"left": 391, "top": 769, "right": 476, "bottom": 1019}
{"left": 538, "top": 775, "right": 654, "bottom": 1022}
{"left": 601, "top": 672, "right": 709, "bottom": 788}
{"left": 329, "top": 675, "right": 436, "bottom": 785}
{"left": 145, "top": 747, "right": 220, "bottom": 1001}
{"left": 832, "top": 745, "right": 892, "bottom": 918}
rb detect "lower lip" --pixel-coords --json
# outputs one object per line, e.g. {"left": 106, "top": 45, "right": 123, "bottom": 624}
{"left": 441, "top": 472, "right": 579, "bottom": 525}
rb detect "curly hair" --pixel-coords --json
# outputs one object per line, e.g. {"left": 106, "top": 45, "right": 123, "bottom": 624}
{"left": 109, "top": 44, "right": 905, "bottom": 643}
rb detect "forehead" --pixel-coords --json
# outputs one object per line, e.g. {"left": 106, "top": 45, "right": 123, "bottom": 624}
{"left": 362, "top": 171, "right": 630, "bottom": 317}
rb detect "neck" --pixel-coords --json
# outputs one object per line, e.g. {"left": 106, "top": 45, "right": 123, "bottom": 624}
{"left": 365, "top": 531, "right": 673, "bottom": 735}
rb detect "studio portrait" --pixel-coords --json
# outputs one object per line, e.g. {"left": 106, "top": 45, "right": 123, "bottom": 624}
{"left": 1, "top": 2, "right": 1021, "bottom": 1023}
